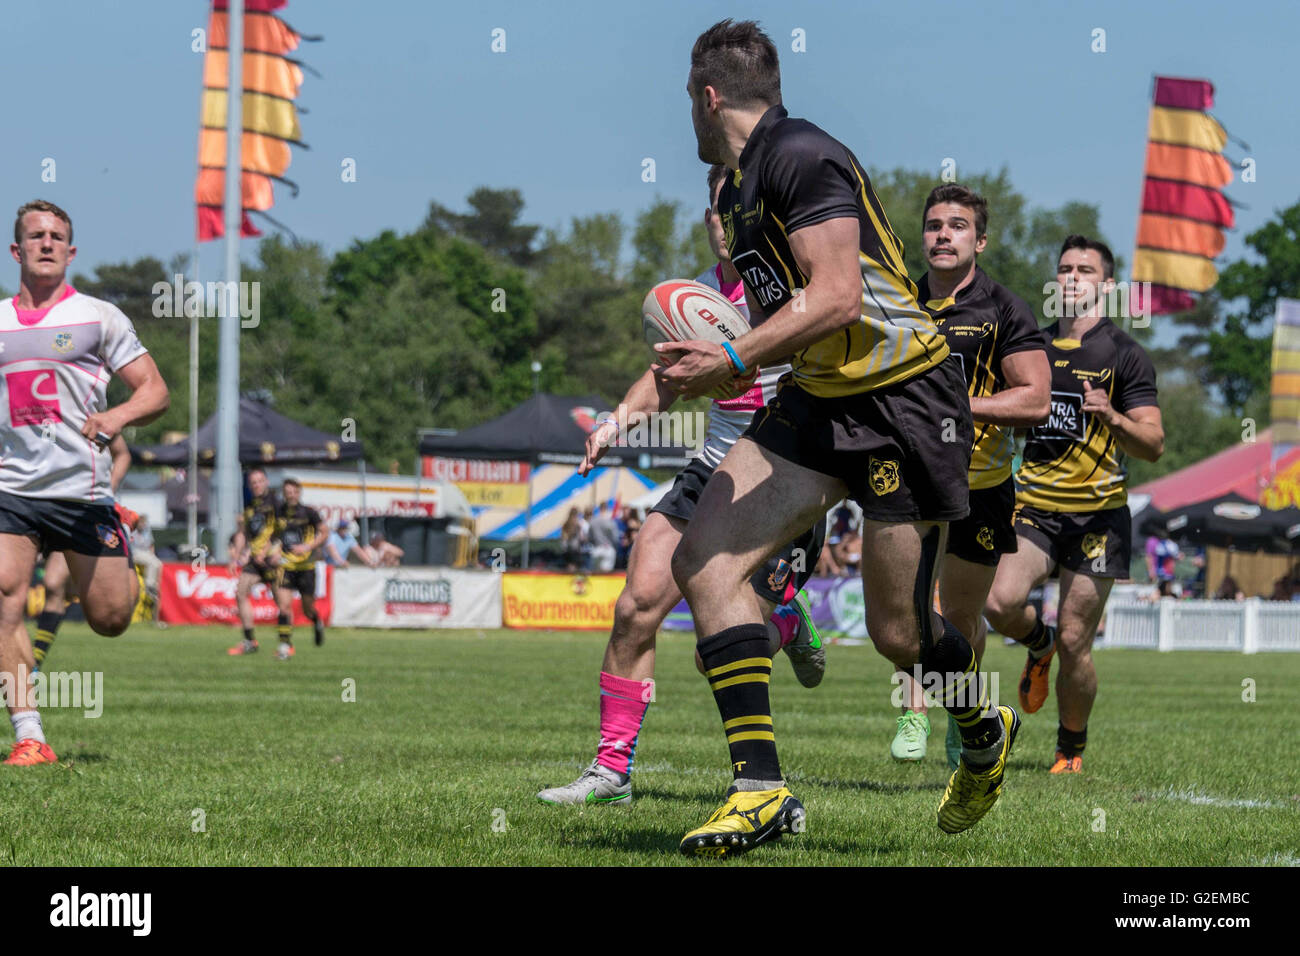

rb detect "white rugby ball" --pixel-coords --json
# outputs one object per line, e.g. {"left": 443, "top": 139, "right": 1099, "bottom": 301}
{"left": 642, "top": 279, "right": 751, "bottom": 355}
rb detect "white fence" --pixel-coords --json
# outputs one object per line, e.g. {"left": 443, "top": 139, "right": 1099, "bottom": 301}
{"left": 1103, "top": 598, "right": 1300, "bottom": 653}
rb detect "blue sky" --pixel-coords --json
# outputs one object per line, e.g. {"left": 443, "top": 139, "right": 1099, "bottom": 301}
{"left": 3, "top": 0, "right": 1295, "bottom": 304}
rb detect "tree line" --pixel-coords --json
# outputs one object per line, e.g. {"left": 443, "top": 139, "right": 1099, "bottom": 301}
{"left": 12, "top": 173, "right": 1293, "bottom": 484}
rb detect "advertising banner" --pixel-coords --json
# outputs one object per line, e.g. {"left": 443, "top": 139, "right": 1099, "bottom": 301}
{"left": 501, "top": 572, "right": 625, "bottom": 630}
{"left": 158, "top": 562, "right": 331, "bottom": 626}
{"left": 330, "top": 567, "right": 502, "bottom": 629}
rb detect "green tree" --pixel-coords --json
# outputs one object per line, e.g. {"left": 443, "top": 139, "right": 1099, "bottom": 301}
{"left": 1206, "top": 201, "right": 1300, "bottom": 414}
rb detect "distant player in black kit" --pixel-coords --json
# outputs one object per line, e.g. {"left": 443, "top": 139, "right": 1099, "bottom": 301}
{"left": 984, "top": 235, "right": 1163, "bottom": 773}
{"left": 273, "top": 477, "right": 327, "bottom": 657}
{"left": 228, "top": 467, "right": 280, "bottom": 656}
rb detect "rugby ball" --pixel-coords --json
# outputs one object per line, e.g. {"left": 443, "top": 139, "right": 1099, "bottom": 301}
{"left": 642, "top": 279, "right": 751, "bottom": 356}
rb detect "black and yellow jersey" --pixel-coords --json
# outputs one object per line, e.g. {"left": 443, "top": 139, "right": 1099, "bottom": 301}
{"left": 1015, "top": 318, "right": 1158, "bottom": 513}
{"left": 718, "top": 105, "right": 949, "bottom": 397}
{"left": 919, "top": 267, "right": 1043, "bottom": 489}
{"left": 277, "top": 502, "right": 324, "bottom": 572}
{"left": 242, "top": 491, "right": 279, "bottom": 557}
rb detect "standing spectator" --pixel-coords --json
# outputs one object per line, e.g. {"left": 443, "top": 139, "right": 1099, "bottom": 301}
{"left": 561, "top": 508, "right": 584, "bottom": 571}
{"left": 618, "top": 510, "right": 642, "bottom": 569}
{"left": 579, "top": 508, "right": 594, "bottom": 569}
{"left": 131, "top": 515, "right": 163, "bottom": 603}
{"left": 1144, "top": 530, "right": 1180, "bottom": 586}
{"left": 588, "top": 502, "right": 619, "bottom": 573}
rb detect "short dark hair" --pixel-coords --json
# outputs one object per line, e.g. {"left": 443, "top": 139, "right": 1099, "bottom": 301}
{"left": 247, "top": 467, "right": 267, "bottom": 478}
{"left": 283, "top": 477, "right": 301, "bottom": 490}
{"left": 707, "top": 164, "right": 729, "bottom": 200}
{"left": 690, "top": 19, "right": 781, "bottom": 108}
{"left": 14, "top": 199, "right": 73, "bottom": 245}
{"left": 923, "top": 184, "right": 989, "bottom": 238}
{"left": 1059, "top": 234, "right": 1115, "bottom": 280}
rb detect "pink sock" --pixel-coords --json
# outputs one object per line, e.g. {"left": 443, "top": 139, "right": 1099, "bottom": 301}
{"left": 770, "top": 604, "right": 799, "bottom": 649}
{"left": 596, "top": 672, "right": 651, "bottom": 776}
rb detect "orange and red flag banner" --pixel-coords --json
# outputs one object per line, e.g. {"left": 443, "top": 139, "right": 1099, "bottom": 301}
{"left": 196, "top": 0, "right": 313, "bottom": 241}
{"left": 1131, "top": 76, "right": 1234, "bottom": 314}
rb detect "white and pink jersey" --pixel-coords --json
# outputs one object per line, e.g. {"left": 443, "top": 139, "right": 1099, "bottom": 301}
{"left": 0, "top": 287, "right": 147, "bottom": 502}
{"left": 696, "top": 264, "right": 789, "bottom": 468}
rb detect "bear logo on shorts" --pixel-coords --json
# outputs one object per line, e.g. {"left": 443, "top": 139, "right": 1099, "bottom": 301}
{"left": 1081, "top": 532, "right": 1108, "bottom": 560}
{"left": 95, "top": 524, "right": 119, "bottom": 549}
{"left": 869, "top": 457, "right": 900, "bottom": 496}
{"left": 977, "top": 526, "right": 995, "bottom": 551}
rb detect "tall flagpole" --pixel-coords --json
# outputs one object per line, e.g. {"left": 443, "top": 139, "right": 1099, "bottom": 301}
{"left": 188, "top": 246, "right": 200, "bottom": 552}
{"left": 214, "top": 0, "right": 243, "bottom": 562}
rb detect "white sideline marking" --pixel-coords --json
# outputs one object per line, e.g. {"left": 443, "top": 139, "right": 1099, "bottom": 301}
{"left": 1254, "top": 853, "right": 1300, "bottom": 866}
{"left": 1157, "top": 787, "right": 1288, "bottom": 810}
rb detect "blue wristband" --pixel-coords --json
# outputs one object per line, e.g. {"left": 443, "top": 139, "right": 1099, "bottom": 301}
{"left": 721, "top": 342, "right": 747, "bottom": 376}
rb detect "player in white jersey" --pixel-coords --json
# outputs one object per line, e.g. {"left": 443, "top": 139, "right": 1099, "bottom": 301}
{"left": 537, "top": 166, "right": 827, "bottom": 806}
{"left": 0, "top": 200, "right": 169, "bottom": 765}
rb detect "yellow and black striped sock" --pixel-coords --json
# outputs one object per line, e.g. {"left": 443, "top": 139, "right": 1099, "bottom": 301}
{"left": 699, "top": 623, "right": 781, "bottom": 786}
{"left": 33, "top": 611, "right": 63, "bottom": 667}
{"left": 277, "top": 612, "right": 292, "bottom": 645}
{"left": 924, "top": 616, "right": 1004, "bottom": 763}
{"left": 1057, "top": 724, "right": 1087, "bottom": 757}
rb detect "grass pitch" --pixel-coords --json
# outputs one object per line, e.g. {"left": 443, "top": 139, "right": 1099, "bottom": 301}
{"left": 2, "top": 623, "right": 1296, "bottom": 866}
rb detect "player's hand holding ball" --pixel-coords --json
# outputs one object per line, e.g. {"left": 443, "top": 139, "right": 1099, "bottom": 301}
{"left": 643, "top": 279, "right": 753, "bottom": 400}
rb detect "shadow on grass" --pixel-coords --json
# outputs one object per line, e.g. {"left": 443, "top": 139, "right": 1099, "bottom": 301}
{"left": 626, "top": 786, "right": 700, "bottom": 804}
{"left": 799, "top": 776, "right": 946, "bottom": 794}
{"left": 569, "top": 825, "right": 907, "bottom": 859}
{"left": 58, "top": 751, "right": 111, "bottom": 764}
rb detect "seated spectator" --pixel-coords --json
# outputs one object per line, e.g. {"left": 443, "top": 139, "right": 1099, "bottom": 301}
{"left": 1213, "top": 575, "right": 1245, "bottom": 601}
{"left": 326, "top": 520, "right": 378, "bottom": 568}
{"left": 370, "top": 531, "right": 405, "bottom": 567}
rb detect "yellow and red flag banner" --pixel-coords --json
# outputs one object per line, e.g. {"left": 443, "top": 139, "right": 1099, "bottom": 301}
{"left": 1132, "top": 76, "right": 1234, "bottom": 315}
{"left": 1270, "top": 299, "right": 1300, "bottom": 449}
{"left": 196, "top": 0, "right": 314, "bottom": 241}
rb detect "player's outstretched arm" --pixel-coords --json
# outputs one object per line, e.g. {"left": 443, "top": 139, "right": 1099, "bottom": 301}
{"left": 82, "top": 354, "right": 170, "bottom": 446}
{"left": 581, "top": 367, "right": 677, "bottom": 476}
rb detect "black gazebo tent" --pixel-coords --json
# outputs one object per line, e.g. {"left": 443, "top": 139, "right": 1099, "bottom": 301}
{"left": 131, "top": 397, "right": 364, "bottom": 467}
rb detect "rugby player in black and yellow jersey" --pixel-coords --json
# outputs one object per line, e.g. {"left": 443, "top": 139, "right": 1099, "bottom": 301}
{"left": 659, "top": 19, "right": 1020, "bottom": 855}
{"left": 273, "top": 478, "right": 328, "bottom": 659}
{"left": 228, "top": 467, "right": 280, "bottom": 657}
{"left": 985, "top": 236, "right": 1163, "bottom": 774}
{"left": 890, "top": 186, "right": 1049, "bottom": 769}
